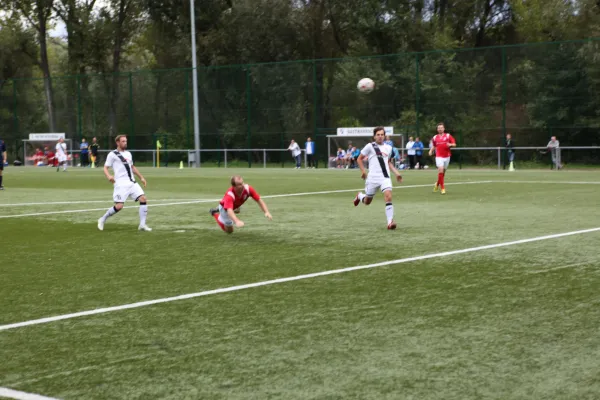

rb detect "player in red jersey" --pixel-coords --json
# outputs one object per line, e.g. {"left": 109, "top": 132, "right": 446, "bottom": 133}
{"left": 429, "top": 122, "right": 456, "bottom": 195}
{"left": 209, "top": 175, "right": 273, "bottom": 233}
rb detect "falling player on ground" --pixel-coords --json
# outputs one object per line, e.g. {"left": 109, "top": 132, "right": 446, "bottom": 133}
{"left": 353, "top": 126, "right": 403, "bottom": 230}
{"left": 97, "top": 135, "right": 151, "bottom": 231}
{"left": 209, "top": 175, "right": 272, "bottom": 233}
{"left": 55, "top": 138, "right": 68, "bottom": 172}
{"left": 429, "top": 122, "right": 456, "bottom": 195}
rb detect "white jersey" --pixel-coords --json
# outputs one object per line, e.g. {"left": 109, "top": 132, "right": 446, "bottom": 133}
{"left": 361, "top": 142, "right": 392, "bottom": 179}
{"left": 55, "top": 142, "right": 67, "bottom": 157}
{"left": 105, "top": 150, "right": 136, "bottom": 184}
{"left": 288, "top": 142, "right": 301, "bottom": 157}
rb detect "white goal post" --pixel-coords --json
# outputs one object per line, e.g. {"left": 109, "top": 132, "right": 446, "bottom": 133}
{"left": 22, "top": 133, "right": 74, "bottom": 166}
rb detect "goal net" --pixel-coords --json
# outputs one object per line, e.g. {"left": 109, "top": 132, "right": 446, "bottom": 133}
{"left": 22, "top": 134, "right": 73, "bottom": 167}
{"left": 326, "top": 127, "right": 405, "bottom": 169}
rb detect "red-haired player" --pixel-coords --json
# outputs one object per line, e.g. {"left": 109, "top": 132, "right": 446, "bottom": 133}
{"left": 209, "top": 175, "right": 272, "bottom": 233}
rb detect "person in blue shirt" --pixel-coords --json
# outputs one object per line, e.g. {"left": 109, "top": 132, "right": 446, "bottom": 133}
{"left": 349, "top": 146, "right": 361, "bottom": 168}
{"left": 80, "top": 138, "right": 89, "bottom": 167}
{"left": 305, "top": 137, "right": 315, "bottom": 168}
{"left": 413, "top": 136, "right": 425, "bottom": 169}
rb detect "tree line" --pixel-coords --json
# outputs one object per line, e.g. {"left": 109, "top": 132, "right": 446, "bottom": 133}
{"left": 1, "top": 0, "right": 600, "bottom": 161}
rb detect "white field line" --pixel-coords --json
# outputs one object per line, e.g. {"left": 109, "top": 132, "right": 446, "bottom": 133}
{"left": 0, "top": 199, "right": 212, "bottom": 207}
{"left": 495, "top": 180, "right": 600, "bottom": 185}
{"left": 2, "top": 179, "right": 599, "bottom": 208}
{"left": 0, "top": 387, "right": 59, "bottom": 400}
{"left": 1, "top": 225, "right": 599, "bottom": 332}
{"left": 0, "top": 181, "right": 492, "bottom": 219}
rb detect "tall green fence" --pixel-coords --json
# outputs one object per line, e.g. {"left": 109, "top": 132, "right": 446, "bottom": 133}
{"left": 2, "top": 38, "right": 600, "bottom": 165}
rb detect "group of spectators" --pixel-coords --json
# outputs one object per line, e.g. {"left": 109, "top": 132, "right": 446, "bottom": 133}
{"left": 286, "top": 133, "right": 565, "bottom": 170}
{"left": 30, "top": 137, "right": 100, "bottom": 167}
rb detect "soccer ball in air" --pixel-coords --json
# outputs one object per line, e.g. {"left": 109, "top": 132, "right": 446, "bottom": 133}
{"left": 357, "top": 78, "right": 375, "bottom": 93}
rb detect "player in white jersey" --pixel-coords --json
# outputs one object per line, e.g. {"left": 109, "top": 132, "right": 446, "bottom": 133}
{"left": 353, "top": 126, "right": 403, "bottom": 230}
{"left": 55, "top": 138, "right": 68, "bottom": 172}
{"left": 97, "top": 135, "right": 151, "bottom": 231}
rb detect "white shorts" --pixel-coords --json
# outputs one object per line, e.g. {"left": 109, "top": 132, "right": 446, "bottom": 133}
{"left": 57, "top": 155, "right": 67, "bottom": 163}
{"left": 113, "top": 181, "right": 145, "bottom": 203}
{"left": 365, "top": 177, "right": 393, "bottom": 197}
{"left": 218, "top": 204, "right": 234, "bottom": 226}
{"left": 435, "top": 157, "right": 450, "bottom": 170}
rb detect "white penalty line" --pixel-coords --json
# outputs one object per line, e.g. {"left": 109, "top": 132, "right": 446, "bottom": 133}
{"left": 0, "top": 387, "right": 59, "bottom": 400}
{"left": 1, "top": 225, "right": 599, "bottom": 332}
{"left": 0, "top": 181, "right": 492, "bottom": 219}
{"left": 0, "top": 198, "right": 213, "bottom": 207}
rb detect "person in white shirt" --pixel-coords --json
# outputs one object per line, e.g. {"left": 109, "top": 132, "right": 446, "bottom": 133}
{"left": 288, "top": 139, "right": 302, "bottom": 169}
{"left": 353, "top": 126, "right": 403, "bottom": 230}
{"left": 546, "top": 136, "right": 562, "bottom": 170}
{"left": 406, "top": 136, "right": 416, "bottom": 169}
{"left": 55, "top": 138, "right": 68, "bottom": 172}
{"left": 97, "top": 135, "right": 151, "bottom": 231}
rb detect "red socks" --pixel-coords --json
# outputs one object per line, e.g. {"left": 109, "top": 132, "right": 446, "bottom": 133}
{"left": 213, "top": 213, "right": 226, "bottom": 231}
{"left": 438, "top": 172, "right": 445, "bottom": 189}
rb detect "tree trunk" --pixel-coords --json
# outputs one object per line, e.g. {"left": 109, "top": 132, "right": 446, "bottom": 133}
{"left": 475, "top": 0, "right": 493, "bottom": 47}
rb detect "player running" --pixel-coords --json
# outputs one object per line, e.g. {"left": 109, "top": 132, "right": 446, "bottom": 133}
{"left": 209, "top": 175, "right": 272, "bottom": 233}
{"left": 353, "top": 126, "right": 403, "bottom": 230}
{"left": 55, "top": 138, "right": 68, "bottom": 172}
{"left": 429, "top": 122, "right": 456, "bottom": 195}
{"left": 97, "top": 135, "right": 151, "bottom": 231}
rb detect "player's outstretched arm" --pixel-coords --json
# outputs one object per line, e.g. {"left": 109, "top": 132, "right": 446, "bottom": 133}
{"left": 257, "top": 199, "right": 272, "bottom": 220}
{"left": 103, "top": 165, "right": 114, "bottom": 183}
{"left": 227, "top": 208, "right": 244, "bottom": 227}
{"left": 132, "top": 165, "right": 147, "bottom": 187}
{"left": 357, "top": 154, "right": 367, "bottom": 179}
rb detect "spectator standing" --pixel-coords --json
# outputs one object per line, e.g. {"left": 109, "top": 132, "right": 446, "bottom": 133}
{"left": 414, "top": 137, "right": 424, "bottom": 169}
{"left": 89, "top": 137, "right": 100, "bottom": 168}
{"left": 305, "top": 137, "right": 315, "bottom": 168}
{"left": 288, "top": 139, "right": 302, "bottom": 169}
{"left": 547, "top": 136, "right": 562, "bottom": 170}
{"left": 406, "top": 136, "right": 416, "bottom": 169}
{"left": 0, "top": 137, "right": 6, "bottom": 189}
{"left": 505, "top": 133, "right": 515, "bottom": 171}
{"left": 80, "top": 138, "right": 89, "bottom": 167}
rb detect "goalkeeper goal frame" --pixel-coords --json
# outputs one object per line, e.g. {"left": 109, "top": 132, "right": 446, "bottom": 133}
{"left": 22, "top": 134, "right": 73, "bottom": 166}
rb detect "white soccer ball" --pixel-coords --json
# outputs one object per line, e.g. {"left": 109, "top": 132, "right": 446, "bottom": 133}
{"left": 357, "top": 78, "right": 375, "bottom": 93}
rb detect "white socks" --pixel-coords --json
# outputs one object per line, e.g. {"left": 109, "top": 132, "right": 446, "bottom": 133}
{"left": 358, "top": 192, "right": 366, "bottom": 202}
{"left": 102, "top": 206, "right": 119, "bottom": 221}
{"left": 139, "top": 203, "right": 148, "bottom": 226}
{"left": 385, "top": 202, "right": 394, "bottom": 224}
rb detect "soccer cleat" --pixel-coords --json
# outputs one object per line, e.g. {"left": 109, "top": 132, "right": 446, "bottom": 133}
{"left": 0, "top": 186, "right": 4, "bottom": 190}
{"left": 209, "top": 207, "right": 219, "bottom": 216}
{"left": 441, "top": 188, "right": 446, "bottom": 195}
{"left": 138, "top": 224, "right": 152, "bottom": 232}
{"left": 387, "top": 220, "right": 397, "bottom": 230}
{"left": 353, "top": 192, "right": 361, "bottom": 207}
{"left": 97, "top": 218, "right": 104, "bottom": 231}
{"left": 433, "top": 182, "right": 439, "bottom": 192}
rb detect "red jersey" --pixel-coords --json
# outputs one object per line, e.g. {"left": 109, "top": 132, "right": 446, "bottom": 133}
{"left": 431, "top": 133, "right": 456, "bottom": 158}
{"left": 219, "top": 184, "right": 260, "bottom": 210}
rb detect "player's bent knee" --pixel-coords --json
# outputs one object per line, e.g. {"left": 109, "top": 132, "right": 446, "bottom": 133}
{"left": 114, "top": 203, "right": 124, "bottom": 211}
{"left": 137, "top": 195, "right": 147, "bottom": 203}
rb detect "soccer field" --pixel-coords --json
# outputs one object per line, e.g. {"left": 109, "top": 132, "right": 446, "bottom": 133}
{"left": 1, "top": 167, "right": 600, "bottom": 399}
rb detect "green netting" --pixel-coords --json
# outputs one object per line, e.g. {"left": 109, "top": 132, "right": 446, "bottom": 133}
{"left": 3, "top": 39, "right": 600, "bottom": 162}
